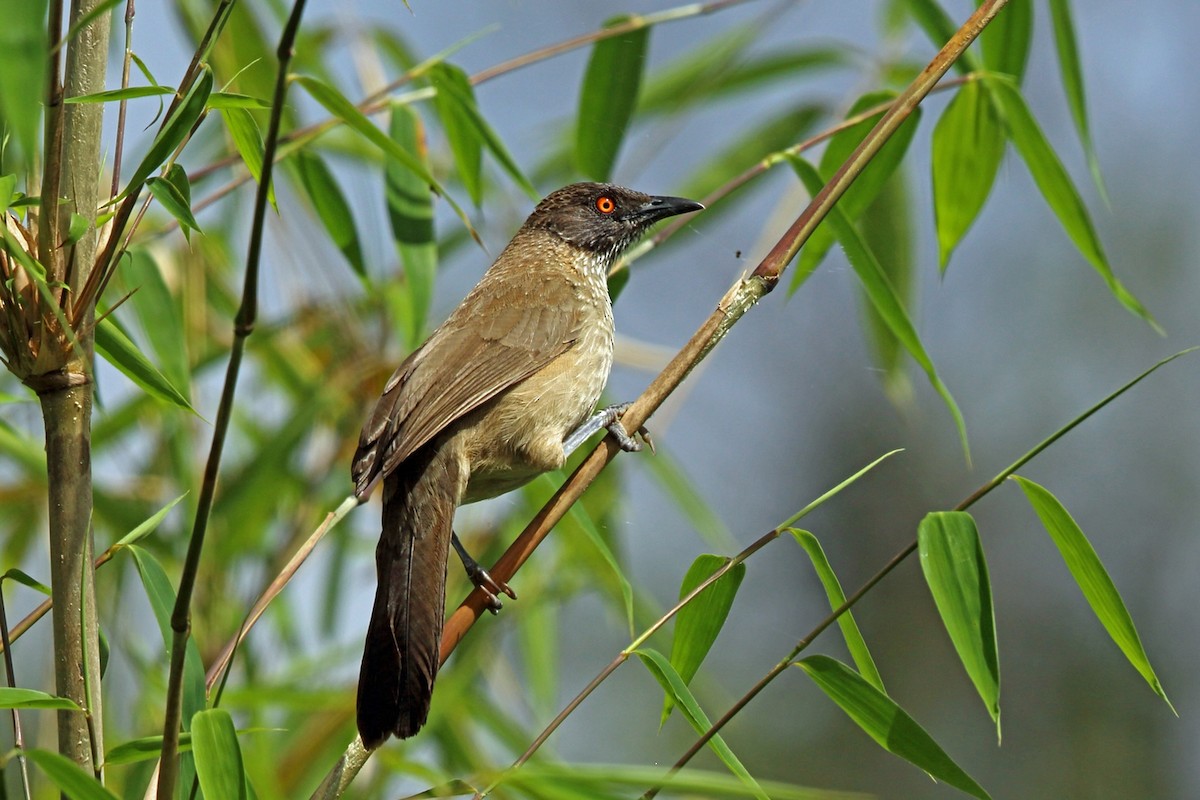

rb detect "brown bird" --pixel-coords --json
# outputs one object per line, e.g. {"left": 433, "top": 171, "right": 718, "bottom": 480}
{"left": 352, "top": 182, "right": 702, "bottom": 747}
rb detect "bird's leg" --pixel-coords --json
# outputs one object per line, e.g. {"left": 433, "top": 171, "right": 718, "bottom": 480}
{"left": 563, "top": 402, "right": 654, "bottom": 457}
{"left": 451, "top": 532, "right": 516, "bottom": 613}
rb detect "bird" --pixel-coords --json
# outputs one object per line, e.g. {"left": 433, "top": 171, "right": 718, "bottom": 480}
{"left": 352, "top": 182, "right": 703, "bottom": 747}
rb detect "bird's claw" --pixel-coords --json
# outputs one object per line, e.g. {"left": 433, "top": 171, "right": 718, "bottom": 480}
{"left": 603, "top": 403, "right": 654, "bottom": 454}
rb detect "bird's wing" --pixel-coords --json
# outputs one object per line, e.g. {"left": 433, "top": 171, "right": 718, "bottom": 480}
{"left": 352, "top": 271, "right": 585, "bottom": 496}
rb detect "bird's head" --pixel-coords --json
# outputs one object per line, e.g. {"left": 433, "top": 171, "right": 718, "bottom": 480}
{"left": 525, "top": 182, "right": 703, "bottom": 264}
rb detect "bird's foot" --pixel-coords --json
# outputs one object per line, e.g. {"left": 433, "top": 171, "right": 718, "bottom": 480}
{"left": 564, "top": 402, "right": 654, "bottom": 456}
{"left": 452, "top": 532, "right": 515, "bottom": 614}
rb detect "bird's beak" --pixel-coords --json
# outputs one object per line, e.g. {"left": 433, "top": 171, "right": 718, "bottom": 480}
{"left": 634, "top": 195, "right": 704, "bottom": 224}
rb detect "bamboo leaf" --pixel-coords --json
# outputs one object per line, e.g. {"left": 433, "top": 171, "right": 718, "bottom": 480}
{"left": 290, "top": 150, "right": 365, "bottom": 278}
{"left": 789, "top": 529, "right": 884, "bottom": 692}
{"left": 385, "top": 103, "right": 437, "bottom": 346}
{"left": 931, "top": 80, "right": 1005, "bottom": 271}
{"left": 122, "top": 248, "right": 190, "bottom": 396}
{"left": 65, "top": 212, "right": 90, "bottom": 245}
{"left": 662, "top": 555, "right": 746, "bottom": 724}
{"left": 1012, "top": 476, "right": 1173, "bottom": 711}
{"left": 117, "top": 66, "right": 213, "bottom": 201}
{"left": 430, "top": 63, "right": 483, "bottom": 204}
{"left": 105, "top": 733, "right": 193, "bottom": 765}
{"left": 859, "top": 171, "right": 915, "bottom": 404}
{"left": 576, "top": 15, "right": 649, "bottom": 181}
{"left": 791, "top": 157, "right": 970, "bottom": 463}
{"left": 24, "top": 749, "right": 120, "bottom": 800}
{"left": 146, "top": 174, "right": 201, "bottom": 240}
{"left": 796, "top": 656, "right": 992, "bottom": 800}
{"left": 296, "top": 75, "right": 478, "bottom": 241}
{"left": 114, "top": 493, "right": 187, "bottom": 548}
{"left": 192, "top": 709, "right": 248, "bottom": 800}
{"left": 640, "top": 42, "right": 848, "bottom": 116}
{"left": 1, "top": 568, "right": 51, "bottom": 595}
{"left": 637, "top": 648, "right": 768, "bottom": 800}
{"left": 125, "top": 545, "right": 208, "bottom": 725}
{"left": 63, "top": 85, "right": 174, "bottom": 103}
{"left": 206, "top": 91, "right": 272, "bottom": 109}
{"left": 917, "top": 511, "right": 1001, "bottom": 733}
{"left": 430, "top": 63, "right": 537, "bottom": 202}
{"left": 984, "top": 77, "right": 1155, "bottom": 330}
{"left": 792, "top": 92, "right": 921, "bottom": 288}
{"left": 1047, "top": 0, "right": 1106, "bottom": 199}
{"left": 94, "top": 316, "right": 195, "bottom": 411}
{"left": 0, "top": 687, "right": 79, "bottom": 710}
{"left": 980, "top": 0, "right": 1032, "bottom": 82}
{"left": 0, "top": 0, "right": 47, "bottom": 161}
{"left": 218, "top": 106, "right": 274, "bottom": 206}
{"left": 904, "top": 0, "right": 980, "bottom": 74}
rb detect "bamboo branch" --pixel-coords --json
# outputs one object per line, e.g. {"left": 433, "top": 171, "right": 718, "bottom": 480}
{"left": 155, "top": 0, "right": 311, "bottom": 796}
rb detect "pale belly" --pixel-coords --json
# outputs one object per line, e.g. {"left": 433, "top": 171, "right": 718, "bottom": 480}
{"left": 458, "top": 325, "right": 613, "bottom": 504}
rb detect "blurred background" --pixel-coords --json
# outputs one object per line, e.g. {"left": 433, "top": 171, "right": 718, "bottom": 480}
{"left": 2, "top": 1, "right": 1197, "bottom": 797}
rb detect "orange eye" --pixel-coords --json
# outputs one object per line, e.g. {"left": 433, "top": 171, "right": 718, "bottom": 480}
{"left": 595, "top": 195, "right": 616, "bottom": 214}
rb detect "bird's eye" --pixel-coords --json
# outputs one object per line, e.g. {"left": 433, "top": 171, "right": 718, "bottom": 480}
{"left": 595, "top": 195, "right": 616, "bottom": 214}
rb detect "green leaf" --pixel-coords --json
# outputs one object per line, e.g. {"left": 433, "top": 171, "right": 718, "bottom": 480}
{"left": 295, "top": 75, "right": 478, "bottom": 241}
{"left": 126, "top": 545, "right": 208, "bottom": 726}
{"left": 636, "top": 648, "right": 767, "bottom": 800}
{"left": 122, "top": 248, "right": 190, "bottom": 396}
{"left": 859, "top": 171, "right": 915, "bottom": 404}
{"left": 796, "top": 656, "right": 992, "bottom": 800}
{"left": 931, "top": 80, "right": 1006, "bottom": 271}
{"left": 192, "top": 709, "right": 248, "bottom": 800}
{"left": 65, "top": 212, "right": 90, "bottom": 245}
{"left": 679, "top": 104, "right": 825, "bottom": 203}
{"left": 980, "top": 0, "right": 1032, "bottom": 82}
{"left": 0, "top": 687, "right": 79, "bottom": 710}
{"left": 904, "top": 0, "right": 980, "bottom": 74}
{"left": 24, "top": 749, "right": 120, "bottom": 799}
{"left": 94, "top": 316, "right": 195, "bottom": 411}
{"left": 662, "top": 555, "right": 746, "bottom": 724}
{"left": 792, "top": 92, "right": 921, "bottom": 288}
{"left": 429, "top": 63, "right": 537, "bottom": 203}
{"left": 789, "top": 529, "right": 884, "bottom": 692}
{"left": 791, "top": 157, "right": 970, "bottom": 464}
{"left": 639, "top": 39, "right": 848, "bottom": 116}
{"left": 430, "top": 63, "right": 483, "bottom": 204}
{"left": 984, "top": 77, "right": 1156, "bottom": 331}
{"left": 385, "top": 104, "right": 437, "bottom": 346}
{"left": 576, "top": 15, "right": 650, "bottom": 181}
{"left": 2, "top": 568, "right": 51, "bottom": 595}
{"left": 917, "top": 511, "right": 1001, "bottom": 733}
{"left": 114, "top": 493, "right": 187, "bottom": 548}
{"left": 0, "top": 0, "right": 47, "bottom": 161}
{"left": 290, "top": 150, "right": 365, "bottom": 278}
{"left": 63, "top": 85, "right": 174, "bottom": 103}
{"left": 1047, "top": 0, "right": 1106, "bottom": 200}
{"left": 105, "top": 733, "right": 193, "bottom": 765}
{"left": 218, "top": 106, "right": 274, "bottom": 206}
{"left": 1012, "top": 476, "right": 1173, "bottom": 711}
{"left": 559, "top": 481, "right": 634, "bottom": 633}
{"left": 147, "top": 174, "right": 201, "bottom": 239}
{"left": 0, "top": 173, "right": 17, "bottom": 213}
{"left": 118, "top": 66, "right": 213, "bottom": 200}
{"left": 206, "top": 91, "right": 272, "bottom": 109}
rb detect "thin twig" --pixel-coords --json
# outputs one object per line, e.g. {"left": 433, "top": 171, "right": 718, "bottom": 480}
{"left": 109, "top": 0, "right": 136, "bottom": 202}
{"left": 0, "top": 583, "right": 33, "bottom": 800}
{"left": 155, "top": 1, "right": 311, "bottom": 796}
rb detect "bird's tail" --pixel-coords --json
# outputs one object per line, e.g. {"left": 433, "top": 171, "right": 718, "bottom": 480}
{"left": 357, "top": 445, "right": 462, "bottom": 747}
